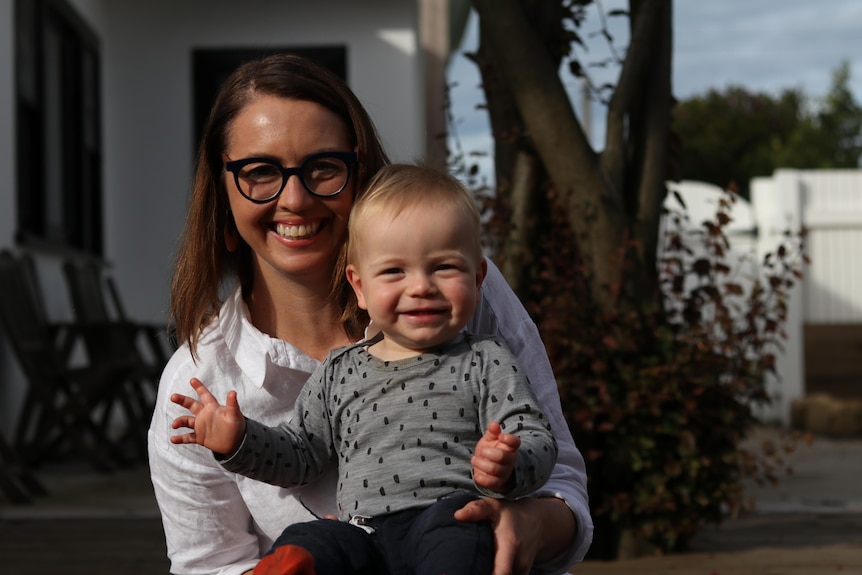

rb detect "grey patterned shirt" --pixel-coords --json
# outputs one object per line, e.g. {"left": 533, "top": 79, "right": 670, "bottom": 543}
{"left": 220, "top": 333, "right": 557, "bottom": 520}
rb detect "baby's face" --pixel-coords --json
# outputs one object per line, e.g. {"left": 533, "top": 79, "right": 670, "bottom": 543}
{"left": 346, "top": 202, "right": 485, "bottom": 360}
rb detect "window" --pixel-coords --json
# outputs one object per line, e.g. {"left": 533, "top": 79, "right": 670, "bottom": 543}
{"left": 192, "top": 47, "right": 347, "bottom": 152}
{"left": 15, "top": 0, "right": 102, "bottom": 255}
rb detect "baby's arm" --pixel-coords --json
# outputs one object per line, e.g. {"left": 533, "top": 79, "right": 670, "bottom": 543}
{"left": 472, "top": 421, "right": 521, "bottom": 493}
{"left": 473, "top": 337, "right": 559, "bottom": 499}
{"left": 170, "top": 377, "right": 246, "bottom": 456}
{"left": 171, "top": 372, "right": 333, "bottom": 490}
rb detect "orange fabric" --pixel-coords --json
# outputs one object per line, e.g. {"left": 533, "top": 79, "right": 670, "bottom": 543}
{"left": 254, "top": 545, "right": 316, "bottom": 575}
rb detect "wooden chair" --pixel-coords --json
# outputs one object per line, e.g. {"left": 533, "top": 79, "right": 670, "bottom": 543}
{"left": 61, "top": 258, "right": 174, "bottom": 460}
{"left": 0, "top": 250, "right": 140, "bottom": 471}
{"left": 62, "top": 258, "right": 173, "bottom": 368}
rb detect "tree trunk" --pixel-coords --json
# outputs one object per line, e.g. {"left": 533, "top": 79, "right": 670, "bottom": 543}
{"left": 473, "top": 0, "right": 672, "bottom": 310}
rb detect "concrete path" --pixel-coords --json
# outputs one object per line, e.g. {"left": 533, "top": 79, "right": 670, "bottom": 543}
{"left": 578, "top": 426, "right": 862, "bottom": 574}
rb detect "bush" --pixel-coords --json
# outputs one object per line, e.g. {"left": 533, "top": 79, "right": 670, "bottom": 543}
{"left": 514, "top": 185, "right": 808, "bottom": 557}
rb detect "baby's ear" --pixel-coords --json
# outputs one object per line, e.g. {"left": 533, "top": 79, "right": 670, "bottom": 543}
{"left": 346, "top": 264, "right": 369, "bottom": 310}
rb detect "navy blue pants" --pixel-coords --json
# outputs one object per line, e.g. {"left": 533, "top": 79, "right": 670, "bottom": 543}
{"left": 264, "top": 492, "right": 494, "bottom": 575}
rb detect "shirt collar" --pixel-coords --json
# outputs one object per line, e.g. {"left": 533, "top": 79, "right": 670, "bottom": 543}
{"left": 219, "top": 286, "right": 321, "bottom": 388}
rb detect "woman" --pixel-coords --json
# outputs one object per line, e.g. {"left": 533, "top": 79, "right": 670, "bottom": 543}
{"left": 147, "top": 53, "right": 592, "bottom": 575}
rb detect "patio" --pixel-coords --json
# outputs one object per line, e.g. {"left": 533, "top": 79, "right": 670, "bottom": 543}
{"left": 2, "top": 426, "right": 861, "bottom": 574}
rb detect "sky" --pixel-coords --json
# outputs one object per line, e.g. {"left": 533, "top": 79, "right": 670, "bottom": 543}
{"left": 446, "top": 1, "right": 862, "bottom": 172}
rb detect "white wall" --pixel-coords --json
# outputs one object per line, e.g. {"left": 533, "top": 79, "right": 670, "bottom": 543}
{"left": 96, "top": 0, "right": 424, "bottom": 324}
{"left": 0, "top": 0, "right": 428, "bottom": 437}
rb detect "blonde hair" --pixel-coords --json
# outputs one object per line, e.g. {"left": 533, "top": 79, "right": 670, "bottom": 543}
{"left": 346, "top": 163, "right": 483, "bottom": 266}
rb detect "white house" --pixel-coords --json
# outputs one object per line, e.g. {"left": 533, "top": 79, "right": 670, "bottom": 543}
{"left": 0, "top": 0, "right": 470, "bottom": 437}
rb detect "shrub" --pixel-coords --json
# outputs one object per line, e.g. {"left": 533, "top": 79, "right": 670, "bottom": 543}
{"left": 445, "top": 79, "right": 808, "bottom": 555}
{"left": 512, "top": 184, "right": 808, "bottom": 557}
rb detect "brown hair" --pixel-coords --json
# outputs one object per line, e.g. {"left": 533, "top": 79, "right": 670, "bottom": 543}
{"left": 171, "top": 53, "right": 389, "bottom": 356}
{"left": 346, "top": 163, "right": 483, "bottom": 266}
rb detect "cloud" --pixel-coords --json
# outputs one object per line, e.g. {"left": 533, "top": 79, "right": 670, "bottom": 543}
{"left": 674, "top": 0, "right": 862, "bottom": 99}
{"left": 447, "top": 2, "right": 862, "bottom": 165}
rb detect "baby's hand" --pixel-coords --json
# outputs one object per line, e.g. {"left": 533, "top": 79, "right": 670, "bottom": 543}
{"left": 170, "top": 377, "right": 246, "bottom": 456}
{"left": 471, "top": 421, "right": 520, "bottom": 493}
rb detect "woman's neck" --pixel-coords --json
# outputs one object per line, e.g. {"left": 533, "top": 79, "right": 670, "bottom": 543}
{"left": 245, "top": 272, "right": 354, "bottom": 361}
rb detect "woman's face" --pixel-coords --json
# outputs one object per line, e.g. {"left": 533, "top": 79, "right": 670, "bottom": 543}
{"left": 223, "top": 96, "right": 355, "bottom": 285}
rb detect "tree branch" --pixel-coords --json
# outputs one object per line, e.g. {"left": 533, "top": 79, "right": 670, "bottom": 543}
{"left": 500, "top": 150, "right": 541, "bottom": 295}
{"left": 473, "top": 0, "right": 628, "bottom": 307}
{"left": 473, "top": 0, "right": 601, "bottom": 199}
{"left": 634, "top": 0, "right": 673, "bottom": 285}
{"left": 601, "top": 0, "right": 662, "bottom": 194}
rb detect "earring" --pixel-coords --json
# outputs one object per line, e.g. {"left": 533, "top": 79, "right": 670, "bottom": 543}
{"left": 224, "top": 214, "right": 238, "bottom": 253}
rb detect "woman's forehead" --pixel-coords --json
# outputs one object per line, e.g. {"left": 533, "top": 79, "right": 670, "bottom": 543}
{"left": 226, "top": 97, "right": 351, "bottom": 155}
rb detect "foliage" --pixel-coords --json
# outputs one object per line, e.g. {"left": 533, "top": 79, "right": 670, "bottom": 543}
{"left": 461, "top": 0, "right": 811, "bottom": 558}
{"left": 671, "top": 87, "right": 801, "bottom": 199}
{"left": 775, "top": 62, "right": 862, "bottom": 169}
{"left": 491, "top": 181, "right": 808, "bottom": 556}
{"left": 673, "top": 61, "right": 862, "bottom": 198}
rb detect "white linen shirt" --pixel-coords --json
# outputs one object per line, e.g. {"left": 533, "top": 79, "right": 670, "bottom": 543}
{"left": 147, "top": 257, "right": 593, "bottom": 575}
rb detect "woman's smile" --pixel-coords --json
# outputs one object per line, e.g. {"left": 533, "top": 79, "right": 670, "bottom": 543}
{"left": 274, "top": 219, "right": 322, "bottom": 240}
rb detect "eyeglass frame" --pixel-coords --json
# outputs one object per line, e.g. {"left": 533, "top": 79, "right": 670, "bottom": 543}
{"left": 224, "top": 151, "right": 358, "bottom": 203}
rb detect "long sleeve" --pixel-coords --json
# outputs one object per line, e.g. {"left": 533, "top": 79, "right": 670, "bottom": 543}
{"left": 219, "top": 363, "right": 335, "bottom": 488}
{"left": 468, "top": 257, "right": 593, "bottom": 572}
{"left": 470, "top": 336, "right": 558, "bottom": 499}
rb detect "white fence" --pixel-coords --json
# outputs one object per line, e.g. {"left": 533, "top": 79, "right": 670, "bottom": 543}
{"left": 784, "top": 170, "right": 862, "bottom": 323}
{"left": 667, "top": 169, "right": 862, "bottom": 425}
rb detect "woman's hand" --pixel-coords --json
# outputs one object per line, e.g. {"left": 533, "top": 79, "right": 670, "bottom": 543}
{"left": 454, "top": 496, "right": 576, "bottom": 575}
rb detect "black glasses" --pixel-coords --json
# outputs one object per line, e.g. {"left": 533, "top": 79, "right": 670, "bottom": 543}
{"left": 224, "top": 151, "right": 358, "bottom": 203}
